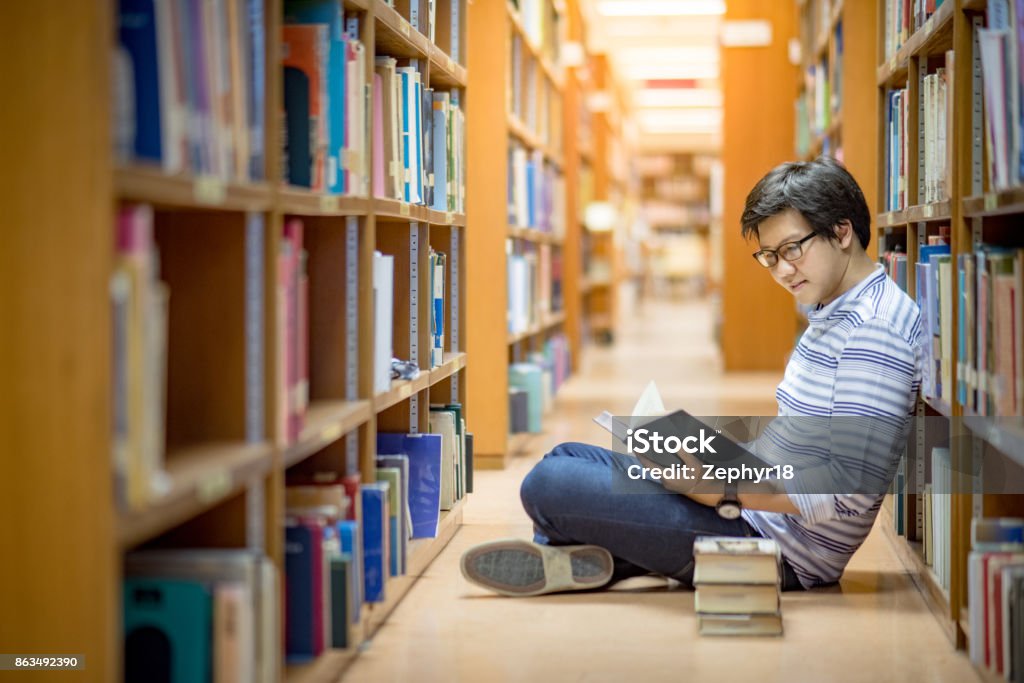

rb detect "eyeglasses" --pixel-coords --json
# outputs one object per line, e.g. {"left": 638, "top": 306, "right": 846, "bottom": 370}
{"left": 752, "top": 232, "right": 818, "bottom": 268}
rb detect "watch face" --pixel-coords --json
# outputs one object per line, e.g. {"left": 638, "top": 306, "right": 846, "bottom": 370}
{"left": 717, "top": 503, "right": 741, "bottom": 520}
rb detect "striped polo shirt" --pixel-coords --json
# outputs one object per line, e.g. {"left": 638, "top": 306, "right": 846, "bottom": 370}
{"left": 742, "top": 264, "right": 924, "bottom": 588}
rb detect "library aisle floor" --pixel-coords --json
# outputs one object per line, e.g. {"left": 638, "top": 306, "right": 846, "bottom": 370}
{"left": 346, "top": 298, "right": 977, "bottom": 682}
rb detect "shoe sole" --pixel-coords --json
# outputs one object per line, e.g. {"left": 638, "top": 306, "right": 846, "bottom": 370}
{"left": 460, "top": 539, "right": 614, "bottom": 597}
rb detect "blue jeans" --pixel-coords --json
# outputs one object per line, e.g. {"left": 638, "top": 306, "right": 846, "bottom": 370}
{"left": 520, "top": 442, "right": 804, "bottom": 591}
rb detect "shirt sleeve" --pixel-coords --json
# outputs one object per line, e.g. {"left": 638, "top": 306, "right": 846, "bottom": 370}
{"left": 785, "top": 318, "right": 919, "bottom": 524}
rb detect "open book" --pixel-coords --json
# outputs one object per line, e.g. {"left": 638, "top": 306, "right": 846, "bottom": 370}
{"left": 592, "top": 380, "right": 667, "bottom": 440}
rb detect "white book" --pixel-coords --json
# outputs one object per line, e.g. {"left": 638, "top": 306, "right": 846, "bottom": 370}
{"left": 214, "top": 582, "right": 254, "bottom": 683}
{"left": 373, "top": 251, "right": 395, "bottom": 394}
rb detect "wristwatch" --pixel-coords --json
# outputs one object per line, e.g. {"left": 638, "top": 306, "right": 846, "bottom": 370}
{"left": 716, "top": 481, "right": 742, "bottom": 520}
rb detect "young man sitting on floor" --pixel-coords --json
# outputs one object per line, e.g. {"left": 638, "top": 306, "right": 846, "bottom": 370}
{"left": 461, "top": 156, "right": 924, "bottom": 596}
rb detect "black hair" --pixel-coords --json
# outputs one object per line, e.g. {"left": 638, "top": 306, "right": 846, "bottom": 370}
{"left": 740, "top": 156, "right": 871, "bottom": 249}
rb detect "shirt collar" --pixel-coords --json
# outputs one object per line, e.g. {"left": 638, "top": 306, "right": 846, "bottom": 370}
{"left": 806, "top": 264, "right": 885, "bottom": 326}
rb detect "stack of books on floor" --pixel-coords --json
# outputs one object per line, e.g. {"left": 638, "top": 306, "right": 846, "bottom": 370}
{"left": 694, "top": 537, "right": 783, "bottom": 637}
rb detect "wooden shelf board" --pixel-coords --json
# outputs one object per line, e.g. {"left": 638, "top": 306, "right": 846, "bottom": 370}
{"left": 507, "top": 311, "right": 567, "bottom": 345}
{"left": 374, "top": 373, "right": 431, "bottom": 412}
{"left": 373, "top": 0, "right": 430, "bottom": 59}
{"left": 963, "top": 186, "right": 1024, "bottom": 217}
{"left": 428, "top": 352, "right": 467, "bottom": 386}
{"left": 905, "top": 200, "right": 952, "bottom": 223}
{"left": 118, "top": 441, "right": 274, "bottom": 549}
{"left": 877, "top": 210, "right": 910, "bottom": 228}
{"left": 963, "top": 415, "right": 1024, "bottom": 467}
{"left": 423, "top": 207, "right": 467, "bottom": 226}
{"left": 924, "top": 395, "right": 953, "bottom": 417}
{"left": 507, "top": 225, "right": 564, "bottom": 245}
{"left": 343, "top": 0, "right": 369, "bottom": 11}
{"left": 876, "top": 0, "right": 954, "bottom": 86}
{"left": 115, "top": 165, "right": 273, "bottom": 212}
{"left": 283, "top": 400, "right": 373, "bottom": 469}
{"left": 962, "top": 0, "right": 987, "bottom": 11}
{"left": 279, "top": 188, "right": 370, "bottom": 216}
{"left": 373, "top": 197, "right": 426, "bottom": 223}
{"left": 363, "top": 498, "right": 464, "bottom": 634}
{"left": 507, "top": 114, "right": 560, "bottom": 166}
{"left": 428, "top": 44, "right": 468, "bottom": 89}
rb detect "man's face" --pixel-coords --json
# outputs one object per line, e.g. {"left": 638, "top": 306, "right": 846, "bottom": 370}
{"left": 756, "top": 209, "right": 852, "bottom": 307}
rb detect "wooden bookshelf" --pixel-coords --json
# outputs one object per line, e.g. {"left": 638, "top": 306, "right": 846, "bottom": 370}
{"left": 870, "top": 0, "right": 1024, "bottom": 657}
{"left": 4, "top": 0, "right": 472, "bottom": 678}
{"left": 467, "top": 0, "right": 572, "bottom": 468}
{"left": 720, "top": 0, "right": 799, "bottom": 371}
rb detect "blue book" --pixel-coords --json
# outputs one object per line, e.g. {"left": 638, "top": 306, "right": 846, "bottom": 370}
{"left": 377, "top": 433, "right": 442, "bottom": 538}
{"left": 283, "top": 0, "right": 347, "bottom": 194}
{"left": 337, "top": 520, "right": 362, "bottom": 623}
{"left": 284, "top": 522, "right": 317, "bottom": 660}
{"left": 431, "top": 93, "right": 449, "bottom": 211}
{"left": 526, "top": 159, "right": 536, "bottom": 227}
{"left": 123, "top": 578, "right": 211, "bottom": 683}
{"left": 414, "top": 75, "right": 425, "bottom": 204}
{"left": 400, "top": 69, "right": 413, "bottom": 202}
{"left": 118, "top": 0, "right": 163, "bottom": 163}
{"left": 248, "top": 0, "right": 266, "bottom": 179}
{"left": 361, "top": 484, "right": 389, "bottom": 602}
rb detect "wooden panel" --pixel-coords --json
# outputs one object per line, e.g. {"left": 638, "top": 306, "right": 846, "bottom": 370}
{"left": 0, "top": 2, "right": 117, "bottom": 679}
{"left": 843, "top": 0, "right": 879, "bottom": 262}
{"left": 304, "top": 219, "right": 350, "bottom": 401}
{"left": 467, "top": 0, "right": 511, "bottom": 459}
{"left": 156, "top": 213, "right": 248, "bottom": 446}
{"left": 721, "top": 0, "right": 798, "bottom": 371}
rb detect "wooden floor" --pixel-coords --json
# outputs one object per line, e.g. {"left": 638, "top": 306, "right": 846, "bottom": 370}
{"left": 344, "top": 298, "right": 979, "bottom": 682}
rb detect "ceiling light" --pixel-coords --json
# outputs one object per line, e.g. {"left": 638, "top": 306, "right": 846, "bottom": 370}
{"left": 634, "top": 88, "right": 722, "bottom": 108}
{"left": 620, "top": 62, "right": 720, "bottom": 80}
{"left": 597, "top": 0, "right": 726, "bottom": 17}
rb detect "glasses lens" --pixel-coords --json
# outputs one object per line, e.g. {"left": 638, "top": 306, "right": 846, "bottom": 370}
{"left": 780, "top": 243, "right": 803, "bottom": 261}
{"left": 754, "top": 251, "right": 776, "bottom": 268}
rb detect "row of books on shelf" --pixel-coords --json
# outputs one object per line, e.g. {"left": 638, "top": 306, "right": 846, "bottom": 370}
{"left": 507, "top": 142, "right": 566, "bottom": 234}
{"left": 115, "top": 0, "right": 266, "bottom": 180}
{"left": 924, "top": 447, "right": 953, "bottom": 593}
{"left": 883, "top": 52, "right": 952, "bottom": 211}
{"left": 371, "top": 247, "right": 448, "bottom": 394}
{"left": 968, "top": 517, "right": 1024, "bottom": 682}
{"left": 111, "top": 204, "right": 451, "bottom": 509}
{"left": 121, "top": 420, "right": 472, "bottom": 681}
{"left": 112, "top": 205, "right": 173, "bottom": 510}
{"left": 978, "top": 0, "right": 1024, "bottom": 192}
{"left": 507, "top": 246, "right": 563, "bottom": 335}
{"left": 508, "top": 338, "right": 570, "bottom": 434}
{"left": 693, "top": 537, "right": 783, "bottom": 637}
{"left": 883, "top": 0, "right": 947, "bottom": 60}
{"left": 798, "top": 57, "right": 836, "bottom": 141}
{"left": 509, "top": 0, "right": 561, "bottom": 63}
{"left": 282, "top": 4, "right": 368, "bottom": 194}
{"left": 373, "top": 59, "right": 466, "bottom": 210}
{"left": 883, "top": 237, "right": 1024, "bottom": 415}
{"left": 381, "top": 0, "right": 457, "bottom": 52}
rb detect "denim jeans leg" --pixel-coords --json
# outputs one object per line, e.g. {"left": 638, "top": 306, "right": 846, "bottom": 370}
{"left": 520, "top": 441, "right": 759, "bottom": 586}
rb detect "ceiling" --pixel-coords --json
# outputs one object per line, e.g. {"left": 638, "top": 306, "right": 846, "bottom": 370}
{"left": 580, "top": 0, "right": 724, "bottom": 154}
